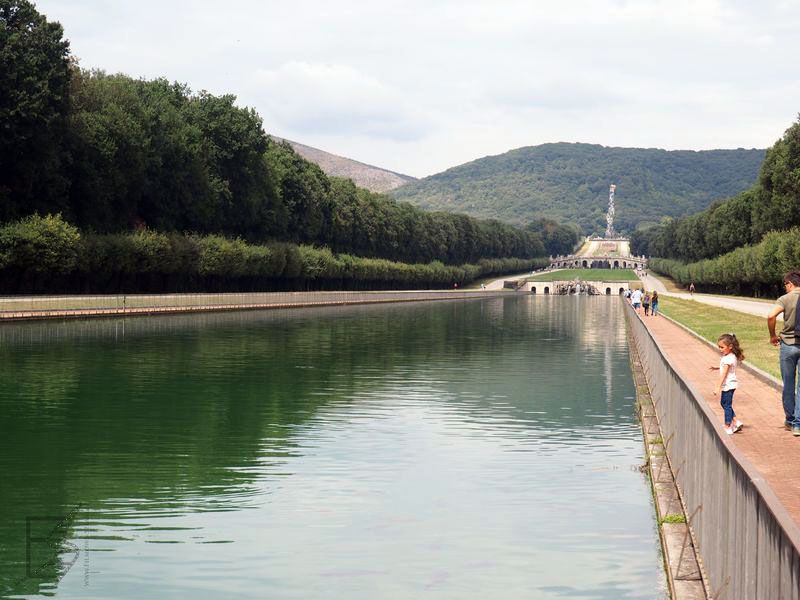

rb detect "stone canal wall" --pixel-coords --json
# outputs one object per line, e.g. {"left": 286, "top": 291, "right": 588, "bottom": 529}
{"left": 0, "top": 290, "right": 512, "bottom": 322}
{"left": 626, "top": 303, "right": 800, "bottom": 599}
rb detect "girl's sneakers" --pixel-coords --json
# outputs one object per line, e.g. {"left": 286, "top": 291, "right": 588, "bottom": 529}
{"left": 724, "top": 420, "right": 744, "bottom": 435}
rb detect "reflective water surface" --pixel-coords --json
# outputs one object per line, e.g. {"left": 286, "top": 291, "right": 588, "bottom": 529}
{"left": 0, "top": 296, "right": 665, "bottom": 599}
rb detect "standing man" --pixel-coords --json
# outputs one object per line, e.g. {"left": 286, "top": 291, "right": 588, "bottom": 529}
{"left": 630, "top": 287, "right": 643, "bottom": 314}
{"left": 767, "top": 271, "right": 800, "bottom": 435}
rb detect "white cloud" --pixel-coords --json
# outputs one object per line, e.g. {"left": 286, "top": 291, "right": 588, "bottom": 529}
{"left": 487, "top": 78, "right": 630, "bottom": 111}
{"left": 33, "top": 0, "right": 800, "bottom": 177}
{"left": 246, "top": 62, "right": 432, "bottom": 141}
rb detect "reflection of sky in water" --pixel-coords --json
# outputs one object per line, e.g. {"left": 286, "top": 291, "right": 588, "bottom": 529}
{"left": 1, "top": 296, "right": 665, "bottom": 599}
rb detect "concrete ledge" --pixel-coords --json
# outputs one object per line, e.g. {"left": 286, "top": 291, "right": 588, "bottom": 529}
{"left": 672, "top": 580, "right": 707, "bottom": 600}
{"left": 0, "top": 291, "right": 511, "bottom": 323}
{"left": 663, "top": 523, "right": 703, "bottom": 580}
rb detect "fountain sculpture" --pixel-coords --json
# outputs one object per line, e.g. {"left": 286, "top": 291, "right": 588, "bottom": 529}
{"left": 605, "top": 184, "right": 616, "bottom": 239}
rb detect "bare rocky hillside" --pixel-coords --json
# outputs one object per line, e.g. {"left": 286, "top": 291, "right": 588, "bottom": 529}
{"left": 270, "top": 136, "right": 416, "bottom": 193}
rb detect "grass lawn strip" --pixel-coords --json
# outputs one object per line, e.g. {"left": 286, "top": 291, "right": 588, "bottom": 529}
{"left": 658, "top": 296, "right": 779, "bottom": 379}
{"left": 527, "top": 268, "right": 639, "bottom": 282}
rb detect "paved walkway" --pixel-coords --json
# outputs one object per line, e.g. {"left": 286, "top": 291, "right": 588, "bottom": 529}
{"left": 484, "top": 269, "right": 565, "bottom": 290}
{"left": 484, "top": 271, "right": 528, "bottom": 290}
{"left": 637, "top": 309, "right": 800, "bottom": 525}
{"left": 636, "top": 272, "right": 778, "bottom": 319}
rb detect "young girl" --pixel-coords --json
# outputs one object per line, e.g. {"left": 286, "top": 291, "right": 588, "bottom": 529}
{"left": 651, "top": 291, "right": 659, "bottom": 316}
{"left": 710, "top": 333, "right": 745, "bottom": 435}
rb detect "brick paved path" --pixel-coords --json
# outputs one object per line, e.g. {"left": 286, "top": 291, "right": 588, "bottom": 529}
{"left": 640, "top": 312, "right": 800, "bottom": 525}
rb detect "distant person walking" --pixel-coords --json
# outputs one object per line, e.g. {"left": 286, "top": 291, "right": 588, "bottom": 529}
{"left": 642, "top": 291, "right": 651, "bottom": 316}
{"left": 710, "top": 333, "right": 744, "bottom": 435}
{"left": 630, "top": 288, "right": 643, "bottom": 313}
{"left": 689, "top": 282, "right": 695, "bottom": 296}
{"left": 651, "top": 291, "right": 659, "bottom": 316}
{"left": 767, "top": 271, "right": 800, "bottom": 434}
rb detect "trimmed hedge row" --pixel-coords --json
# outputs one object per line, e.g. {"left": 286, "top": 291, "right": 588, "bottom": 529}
{"left": 649, "top": 226, "right": 800, "bottom": 296}
{"left": 0, "top": 214, "right": 548, "bottom": 293}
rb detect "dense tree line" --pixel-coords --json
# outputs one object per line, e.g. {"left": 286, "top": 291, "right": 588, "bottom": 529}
{"left": 648, "top": 225, "right": 800, "bottom": 297}
{"left": 0, "top": 214, "right": 548, "bottom": 293}
{"left": 526, "top": 218, "right": 581, "bottom": 256}
{"left": 4, "top": 67, "right": 546, "bottom": 265}
{"left": 392, "top": 142, "right": 764, "bottom": 235}
{"left": 1, "top": 0, "right": 549, "bottom": 284}
{"left": 631, "top": 117, "right": 800, "bottom": 262}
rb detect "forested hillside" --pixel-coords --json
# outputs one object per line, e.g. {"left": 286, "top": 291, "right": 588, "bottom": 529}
{"left": 631, "top": 117, "right": 800, "bottom": 296}
{"left": 0, "top": 1, "right": 555, "bottom": 292}
{"left": 391, "top": 143, "right": 765, "bottom": 234}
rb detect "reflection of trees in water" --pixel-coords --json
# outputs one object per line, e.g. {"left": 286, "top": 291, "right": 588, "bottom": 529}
{"left": 0, "top": 301, "right": 511, "bottom": 594}
{"left": 0, "top": 297, "right": 633, "bottom": 596}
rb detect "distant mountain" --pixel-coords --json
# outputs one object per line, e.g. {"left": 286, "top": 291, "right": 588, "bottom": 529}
{"left": 390, "top": 143, "right": 766, "bottom": 235}
{"left": 270, "top": 137, "right": 416, "bottom": 193}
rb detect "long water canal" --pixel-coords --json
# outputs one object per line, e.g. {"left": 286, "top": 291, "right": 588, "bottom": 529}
{"left": 1, "top": 296, "right": 666, "bottom": 599}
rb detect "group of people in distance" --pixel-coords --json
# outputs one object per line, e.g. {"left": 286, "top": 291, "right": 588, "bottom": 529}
{"left": 624, "top": 287, "right": 659, "bottom": 316}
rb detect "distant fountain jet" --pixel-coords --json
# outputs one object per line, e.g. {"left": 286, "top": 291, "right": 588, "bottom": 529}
{"left": 605, "top": 184, "right": 616, "bottom": 239}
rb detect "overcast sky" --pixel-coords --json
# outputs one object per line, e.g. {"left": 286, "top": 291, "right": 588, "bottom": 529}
{"left": 35, "top": 0, "right": 800, "bottom": 178}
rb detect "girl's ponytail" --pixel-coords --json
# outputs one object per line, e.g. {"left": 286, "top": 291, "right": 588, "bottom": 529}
{"left": 719, "top": 332, "right": 745, "bottom": 362}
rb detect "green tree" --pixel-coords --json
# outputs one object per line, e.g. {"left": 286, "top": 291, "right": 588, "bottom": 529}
{"left": 65, "top": 71, "right": 152, "bottom": 230}
{"left": 752, "top": 119, "right": 800, "bottom": 239}
{"left": 527, "top": 218, "right": 579, "bottom": 256}
{"left": 0, "top": 0, "right": 72, "bottom": 219}
{"left": 185, "top": 93, "right": 279, "bottom": 238}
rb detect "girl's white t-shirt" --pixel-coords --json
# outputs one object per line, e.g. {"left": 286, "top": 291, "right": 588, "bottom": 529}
{"left": 720, "top": 353, "right": 738, "bottom": 391}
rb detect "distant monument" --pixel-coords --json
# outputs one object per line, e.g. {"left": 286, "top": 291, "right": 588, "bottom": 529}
{"left": 546, "top": 181, "right": 646, "bottom": 272}
{"left": 605, "top": 184, "right": 616, "bottom": 239}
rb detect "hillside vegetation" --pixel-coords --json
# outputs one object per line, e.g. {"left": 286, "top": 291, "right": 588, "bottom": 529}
{"left": 391, "top": 143, "right": 764, "bottom": 234}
